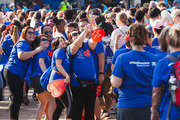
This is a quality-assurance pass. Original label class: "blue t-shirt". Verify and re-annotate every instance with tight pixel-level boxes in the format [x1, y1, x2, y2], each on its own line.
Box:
[31, 49, 51, 78]
[152, 38, 159, 48]
[156, 51, 168, 61]
[67, 41, 96, 87]
[112, 48, 131, 64]
[143, 46, 159, 55]
[5, 40, 32, 80]
[21, 8, 29, 12]
[33, 4, 40, 11]
[112, 50, 157, 108]
[3, 21, 11, 26]
[1, 34, 14, 64]
[152, 51, 180, 120]
[49, 48, 70, 83]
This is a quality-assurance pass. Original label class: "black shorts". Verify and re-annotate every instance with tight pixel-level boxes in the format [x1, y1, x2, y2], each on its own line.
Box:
[31, 75, 44, 94]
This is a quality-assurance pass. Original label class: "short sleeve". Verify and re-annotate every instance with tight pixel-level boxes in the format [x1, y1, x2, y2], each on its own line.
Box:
[112, 51, 119, 64]
[94, 41, 104, 54]
[38, 50, 47, 59]
[66, 45, 72, 56]
[54, 48, 66, 60]
[16, 40, 31, 52]
[112, 55, 124, 78]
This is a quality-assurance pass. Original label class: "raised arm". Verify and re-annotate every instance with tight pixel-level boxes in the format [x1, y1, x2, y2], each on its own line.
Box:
[88, 38, 98, 51]
[70, 25, 91, 55]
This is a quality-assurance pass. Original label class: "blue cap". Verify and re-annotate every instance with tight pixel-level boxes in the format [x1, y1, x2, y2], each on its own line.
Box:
[0, 3, 5, 7]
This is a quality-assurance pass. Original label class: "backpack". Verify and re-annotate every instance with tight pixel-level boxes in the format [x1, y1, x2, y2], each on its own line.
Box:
[40, 66, 53, 91]
[166, 54, 180, 107]
[104, 38, 113, 71]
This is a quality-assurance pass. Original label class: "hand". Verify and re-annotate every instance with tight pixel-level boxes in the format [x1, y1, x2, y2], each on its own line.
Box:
[98, 74, 104, 85]
[64, 75, 70, 84]
[35, 46, 46, 53]
[115, 34, 122, 43]
[84, 24, 91, 34]
[151, 112, 159, 120]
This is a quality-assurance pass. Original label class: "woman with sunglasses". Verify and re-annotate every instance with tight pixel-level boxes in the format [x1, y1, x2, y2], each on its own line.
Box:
[48, 36, 72, 120]
[3, 26, 45, 120]
[67, 25, 99, 119]
[31, 34, 53, 120]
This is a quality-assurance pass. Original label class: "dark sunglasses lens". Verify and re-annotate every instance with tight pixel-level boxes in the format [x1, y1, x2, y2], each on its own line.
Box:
[41, 39, 48, 41]
[28, 31, 35, 35]
[44, 31, 52, 35]
[72, 32, 81, 36]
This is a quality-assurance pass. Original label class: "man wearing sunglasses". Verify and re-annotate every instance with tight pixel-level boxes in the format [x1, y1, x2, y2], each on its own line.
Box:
[41, 24, 53, 58]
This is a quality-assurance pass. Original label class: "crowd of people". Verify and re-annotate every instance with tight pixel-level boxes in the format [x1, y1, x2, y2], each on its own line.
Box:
[0, 0, 180, 120]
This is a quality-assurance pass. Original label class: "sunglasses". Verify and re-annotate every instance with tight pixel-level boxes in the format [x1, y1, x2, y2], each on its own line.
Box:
[27, 31, 36, 35]
[41, 38, 49, 41]
[44, 31, 53, 35]
[71, 32, 81, 37]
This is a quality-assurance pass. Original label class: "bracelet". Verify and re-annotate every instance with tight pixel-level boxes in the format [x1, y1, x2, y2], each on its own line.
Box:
[99, 72, 104, 74]
[150, 107, 158, 113]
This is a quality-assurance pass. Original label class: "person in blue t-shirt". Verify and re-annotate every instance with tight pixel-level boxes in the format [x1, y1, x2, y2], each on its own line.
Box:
[3, 26, 45, 120]
[32, 1, 40, 11]
[111, 24, 157, 120]
[151, 25, 180, 120]
[31, 34, 53, 120]
[1, 20, 21, 64]
[41, 24, 54, 58]
[151, 19, 165, 49]
[67, 25, 98, 119]
[49, 36, 72, 120]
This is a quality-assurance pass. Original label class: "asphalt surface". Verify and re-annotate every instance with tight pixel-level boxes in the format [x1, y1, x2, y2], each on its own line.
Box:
[0, 88, 117, 120]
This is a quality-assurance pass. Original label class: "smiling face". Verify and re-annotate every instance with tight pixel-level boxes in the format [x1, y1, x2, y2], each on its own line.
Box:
[26, 28, 36, 43]
[40, 36, 49, 48]
[58, 37, 67, 49]
[43, 26, 53, 41]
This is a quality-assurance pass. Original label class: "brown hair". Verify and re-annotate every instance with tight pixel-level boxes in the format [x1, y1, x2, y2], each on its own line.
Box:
[20, 26, 35, 50]
[117, 12, 128, 25]
[51, 36, 66, 52]
[18, 12, 27, 20]
[131, 24, 148, 45]
[168, 25, 180, 47]
[34, 34, 47, 47]
[158, 26, 171, 52]
[10, 25, 19, 44]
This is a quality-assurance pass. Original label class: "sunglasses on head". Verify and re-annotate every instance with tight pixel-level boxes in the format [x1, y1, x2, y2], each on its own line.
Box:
[27, 31, 36, 35]
[71, 32, 81, 37]
[44, 31, 53, 35]
[41, 38, 49, 41]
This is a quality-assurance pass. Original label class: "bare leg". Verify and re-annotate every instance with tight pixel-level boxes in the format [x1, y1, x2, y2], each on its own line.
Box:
[44, 91, 55, 120]
[36, 92, 48, 120]
[94, 97, 101, 120]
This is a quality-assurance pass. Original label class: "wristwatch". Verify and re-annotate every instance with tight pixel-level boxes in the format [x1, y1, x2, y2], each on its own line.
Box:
[150, 107, 158, 113]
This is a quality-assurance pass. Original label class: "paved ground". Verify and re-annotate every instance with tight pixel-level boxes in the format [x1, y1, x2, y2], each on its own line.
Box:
[0, 88, 117, 120]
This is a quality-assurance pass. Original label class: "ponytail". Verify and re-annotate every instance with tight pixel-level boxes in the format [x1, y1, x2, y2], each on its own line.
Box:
[10, 25, 19, 44]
